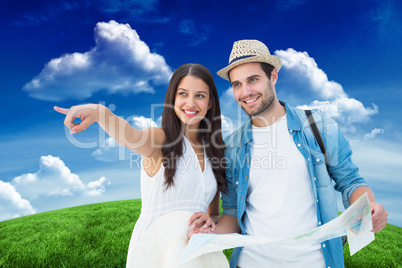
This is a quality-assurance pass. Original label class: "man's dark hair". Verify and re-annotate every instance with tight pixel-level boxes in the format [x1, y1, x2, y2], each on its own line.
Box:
[259, 62, 275, 80]
[228, 62, 275, 82]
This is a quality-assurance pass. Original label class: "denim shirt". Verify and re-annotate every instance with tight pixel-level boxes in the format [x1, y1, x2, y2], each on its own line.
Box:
[222, 101, 369, 268]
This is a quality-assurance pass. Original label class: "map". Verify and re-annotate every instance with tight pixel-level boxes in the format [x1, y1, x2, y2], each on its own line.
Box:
[180, 193, 374, 263]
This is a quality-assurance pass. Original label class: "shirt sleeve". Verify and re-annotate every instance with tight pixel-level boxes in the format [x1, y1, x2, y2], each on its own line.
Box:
[323, 115, 369, 208]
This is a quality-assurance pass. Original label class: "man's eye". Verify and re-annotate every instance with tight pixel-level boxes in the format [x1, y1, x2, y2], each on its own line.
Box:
[250, 78, 257, 82]
[233, 83, 240, 88]
[197, 94, 205, 98]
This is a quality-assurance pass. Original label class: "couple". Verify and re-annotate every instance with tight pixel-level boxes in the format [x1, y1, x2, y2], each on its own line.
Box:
[55, 40, 388, 268]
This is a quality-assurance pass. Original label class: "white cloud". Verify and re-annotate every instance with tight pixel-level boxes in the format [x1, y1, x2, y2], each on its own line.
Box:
[11, 155, 110, 199]
[0, 181, 37, 221]
[275, 48, 346, 100]
[274, 48, 379, 132]
[156, 116, 162, 127]
[221, 86, 234, 99]
[85, 176, 111, 196]
[364, 128, 384, 140]
[91, 116, 158, 162]
[130, 115, 158, 129]
[297, 97, 379, 126]
[23, 20, 173, 101]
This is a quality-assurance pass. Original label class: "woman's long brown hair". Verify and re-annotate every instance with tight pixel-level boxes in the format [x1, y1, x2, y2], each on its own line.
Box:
[161, 64, 227, 193]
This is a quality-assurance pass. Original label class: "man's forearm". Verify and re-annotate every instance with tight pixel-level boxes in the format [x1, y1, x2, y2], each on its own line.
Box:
[350, 186, 376, 204]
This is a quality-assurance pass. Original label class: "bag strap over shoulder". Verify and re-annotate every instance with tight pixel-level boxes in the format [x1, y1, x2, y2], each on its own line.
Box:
[304, 110, 348, 246]
[305, 110, 329, 170]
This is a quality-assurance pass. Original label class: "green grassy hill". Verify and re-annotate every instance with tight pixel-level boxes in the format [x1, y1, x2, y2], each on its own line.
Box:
[0, 199, 401, 267]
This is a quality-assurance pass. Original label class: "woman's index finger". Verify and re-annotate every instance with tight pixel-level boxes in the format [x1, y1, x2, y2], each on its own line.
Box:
[54, 106, 70, 115]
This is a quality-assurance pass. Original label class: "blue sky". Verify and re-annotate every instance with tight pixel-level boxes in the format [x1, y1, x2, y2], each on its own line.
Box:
[1, 0, 401, 228]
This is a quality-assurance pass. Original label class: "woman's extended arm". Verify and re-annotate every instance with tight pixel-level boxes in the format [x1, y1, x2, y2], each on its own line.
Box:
[54, 104, 165, 157]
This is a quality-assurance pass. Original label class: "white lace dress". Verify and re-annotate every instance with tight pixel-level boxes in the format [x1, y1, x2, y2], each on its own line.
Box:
[126, 136, 218, 266]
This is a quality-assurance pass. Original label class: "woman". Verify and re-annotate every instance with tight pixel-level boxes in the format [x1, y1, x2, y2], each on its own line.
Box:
[54, 64, 228, 267]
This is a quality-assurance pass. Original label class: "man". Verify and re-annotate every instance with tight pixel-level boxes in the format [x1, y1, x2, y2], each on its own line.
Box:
[213, 40, 388, 268]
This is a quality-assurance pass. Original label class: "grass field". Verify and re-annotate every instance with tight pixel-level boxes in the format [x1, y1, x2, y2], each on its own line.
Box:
[1, 199, 401, 267]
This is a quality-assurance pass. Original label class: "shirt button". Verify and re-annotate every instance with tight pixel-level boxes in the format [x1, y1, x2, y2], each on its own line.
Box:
[236, 181, 239, 185]
[316, 158, 320, 162]
[290, 130, 293, 133]
[297, 143, 301, 147]
[322, 244, 326, 248]
[308, 158, 310, 161]
[317, 199, 319, 203]
[318, 221, 322, 225]
[314, 177, 317, 181]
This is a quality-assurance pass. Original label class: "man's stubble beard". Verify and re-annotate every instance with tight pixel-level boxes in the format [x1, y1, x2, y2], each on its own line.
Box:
[242, 80, 276, 118]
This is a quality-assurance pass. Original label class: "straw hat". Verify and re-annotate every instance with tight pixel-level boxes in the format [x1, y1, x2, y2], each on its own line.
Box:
[217, 40, 282, 81]
[128, 211, 229, 268]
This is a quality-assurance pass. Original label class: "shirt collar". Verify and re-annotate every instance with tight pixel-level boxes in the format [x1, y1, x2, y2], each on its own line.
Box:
[281, 101, 302, 132]
[240, 101, 302, 145]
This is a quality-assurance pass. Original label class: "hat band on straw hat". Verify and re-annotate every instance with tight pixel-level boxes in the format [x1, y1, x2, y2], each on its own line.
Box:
[229, 55, 256, 65]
